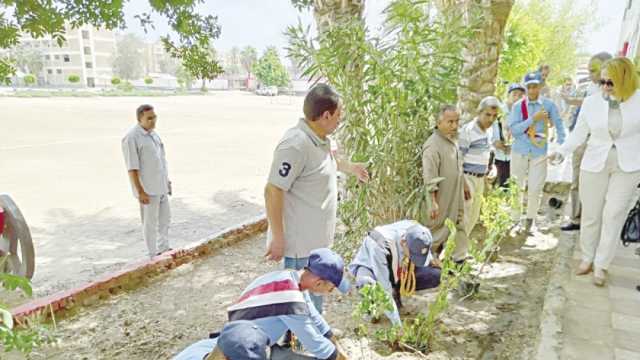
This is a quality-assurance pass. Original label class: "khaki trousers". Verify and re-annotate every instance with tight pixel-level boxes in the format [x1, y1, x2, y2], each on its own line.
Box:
[463, 174, 485, 237]
[579, 148, 640, 270]
[511, 152, 548, 221]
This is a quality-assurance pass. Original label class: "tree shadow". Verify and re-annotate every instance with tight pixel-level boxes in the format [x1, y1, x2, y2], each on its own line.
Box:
[22, 190, 264, 302]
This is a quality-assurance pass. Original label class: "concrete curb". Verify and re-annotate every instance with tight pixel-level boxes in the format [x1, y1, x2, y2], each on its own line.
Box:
[11, 215, 267, 324]
[534, 230, 576, 359]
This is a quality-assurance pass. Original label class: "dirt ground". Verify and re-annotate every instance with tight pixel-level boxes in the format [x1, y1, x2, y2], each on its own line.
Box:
[0, 92, 301, 305]
[14, 199, 568, 360]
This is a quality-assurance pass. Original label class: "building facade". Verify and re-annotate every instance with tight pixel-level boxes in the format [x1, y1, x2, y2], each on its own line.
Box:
[619, 0, 640, 58]
[19, 25, 116, 87]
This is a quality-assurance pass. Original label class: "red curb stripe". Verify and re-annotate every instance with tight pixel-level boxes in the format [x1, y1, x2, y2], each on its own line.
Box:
[11, 215, 267, 323]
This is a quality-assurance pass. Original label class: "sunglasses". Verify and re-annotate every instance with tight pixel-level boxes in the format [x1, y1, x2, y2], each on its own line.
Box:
[599, 79, 614, 87]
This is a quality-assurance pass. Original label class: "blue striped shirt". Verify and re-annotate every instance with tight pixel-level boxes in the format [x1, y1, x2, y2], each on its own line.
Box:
[459, 119, 493, 174]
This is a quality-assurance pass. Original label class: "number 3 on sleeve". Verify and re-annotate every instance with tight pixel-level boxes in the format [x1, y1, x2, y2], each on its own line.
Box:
[279, 162, 292, 177]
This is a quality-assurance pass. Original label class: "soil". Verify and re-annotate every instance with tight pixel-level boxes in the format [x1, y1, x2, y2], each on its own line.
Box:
[14, 201, 568, 360]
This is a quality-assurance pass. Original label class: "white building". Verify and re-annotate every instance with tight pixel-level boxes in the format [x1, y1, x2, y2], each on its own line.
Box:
[15, 25, 116, 87]
[619, 0, 640, 58]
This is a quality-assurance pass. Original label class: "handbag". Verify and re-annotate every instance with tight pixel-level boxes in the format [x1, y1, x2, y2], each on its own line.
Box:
[621, 198, 640, 246]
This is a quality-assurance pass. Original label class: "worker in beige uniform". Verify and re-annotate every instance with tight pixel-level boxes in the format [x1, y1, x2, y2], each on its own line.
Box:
[122, 104, 172, 258]
[264, 83, 369, 314]
[422, 105, 469, 263]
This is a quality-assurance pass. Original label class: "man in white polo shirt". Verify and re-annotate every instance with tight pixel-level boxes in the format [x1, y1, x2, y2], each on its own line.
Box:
[122, 104, 172, 257]
[264, 83, 368, 314]
[459, 96, 500, 240]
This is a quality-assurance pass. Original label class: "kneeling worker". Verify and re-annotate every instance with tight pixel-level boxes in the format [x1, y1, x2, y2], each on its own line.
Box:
[228, 248, 351, 360]
[348, 220, 441, 325]
[174, 320, 270, 360]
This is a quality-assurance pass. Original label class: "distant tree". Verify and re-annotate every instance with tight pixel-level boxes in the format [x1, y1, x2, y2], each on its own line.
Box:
[68, 74, 80, 84]
[144, 76, 153, 85]
[158, 53, 180, 75]
[113, 33, 144, 80]
[0, 1, 223, 84]
[240, 46, 258, 85]
[253, 47, 290, 87]
[111, 76, 121, 85]
[224, 46, 242, 75]
[165, 42, 223, 92]
[23, 74, 36, 86]
[176, 64, 194, 90]
[9, 44, 45, 76]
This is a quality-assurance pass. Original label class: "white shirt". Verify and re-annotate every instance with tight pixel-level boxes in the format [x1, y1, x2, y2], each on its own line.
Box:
[121, 124, 170, 197]
[459, 118, 493, 174]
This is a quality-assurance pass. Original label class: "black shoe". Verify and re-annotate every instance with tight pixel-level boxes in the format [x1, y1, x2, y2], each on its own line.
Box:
[561, 223, 580, 231]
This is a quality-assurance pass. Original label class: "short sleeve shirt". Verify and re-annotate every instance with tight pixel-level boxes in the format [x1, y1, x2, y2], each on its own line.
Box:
[121, 124, 169, 197]
[267, 119, 338, 258]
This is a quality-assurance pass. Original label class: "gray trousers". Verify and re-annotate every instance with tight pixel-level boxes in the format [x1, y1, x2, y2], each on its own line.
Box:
[569, 143, 587, 224]
[140, 194, 171, 257]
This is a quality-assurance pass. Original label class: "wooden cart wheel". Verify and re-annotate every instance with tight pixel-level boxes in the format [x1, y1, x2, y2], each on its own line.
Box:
[0, 194, 35, 279]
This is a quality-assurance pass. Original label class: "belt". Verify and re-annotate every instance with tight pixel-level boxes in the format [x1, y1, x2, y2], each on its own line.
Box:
[464, 171, 485, 178]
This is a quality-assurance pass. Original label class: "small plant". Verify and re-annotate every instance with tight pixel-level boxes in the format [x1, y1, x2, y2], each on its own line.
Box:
[23, 74, 36, 86]
[144, 76, 153, 85]
[111, 77, 121, 86]
[0, 257, 55, 354]
[367, 220, 469, 354]
[353, 283, 394, 323]
[67, 74, 80, 84]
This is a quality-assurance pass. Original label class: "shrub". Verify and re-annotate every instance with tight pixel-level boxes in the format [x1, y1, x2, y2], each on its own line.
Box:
[67, 74, 80, 84]
[144, 76, 153, 85]
[23, 74, 36, 85]
[111, 77, 121, 85]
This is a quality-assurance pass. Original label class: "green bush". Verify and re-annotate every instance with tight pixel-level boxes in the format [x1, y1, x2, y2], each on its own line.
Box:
[287, 0, 471, 261]
[23, 74, 36, 85]
[111, 77, 121, 85]
[67, 74, 80, 84]
[144, 76, 153, 85]
[117, 81, 134, 92]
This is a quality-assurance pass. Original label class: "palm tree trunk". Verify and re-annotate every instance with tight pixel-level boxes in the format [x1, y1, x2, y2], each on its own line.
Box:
[453, 0, 514, 121]
[312, 0, 365, 34]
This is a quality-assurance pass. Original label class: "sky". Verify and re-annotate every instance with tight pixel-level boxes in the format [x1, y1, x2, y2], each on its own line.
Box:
[122, 0, 627, 57]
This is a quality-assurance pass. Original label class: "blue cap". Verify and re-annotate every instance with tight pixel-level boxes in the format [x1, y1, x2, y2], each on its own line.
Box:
[406, 224, 433, 267]
[523, 72, 542, 86]
[307, 248, 351, 294]
[508, 83, 526, 94]
[217, 320, 270, 360]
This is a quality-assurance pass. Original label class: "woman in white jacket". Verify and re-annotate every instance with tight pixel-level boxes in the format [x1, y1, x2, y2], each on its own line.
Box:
[549, 57, 640, 286]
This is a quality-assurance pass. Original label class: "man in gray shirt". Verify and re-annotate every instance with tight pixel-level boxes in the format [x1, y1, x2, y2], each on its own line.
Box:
[122, 104, 172, 257]
[264, 84, 368, 313]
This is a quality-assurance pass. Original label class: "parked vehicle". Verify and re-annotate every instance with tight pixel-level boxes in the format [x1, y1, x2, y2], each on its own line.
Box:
[256, 85, 278, 96]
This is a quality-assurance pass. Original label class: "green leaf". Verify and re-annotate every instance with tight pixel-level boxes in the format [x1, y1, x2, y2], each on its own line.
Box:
[0, 273, 33, 296]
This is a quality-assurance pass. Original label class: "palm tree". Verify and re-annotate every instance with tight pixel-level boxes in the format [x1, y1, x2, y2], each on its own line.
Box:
[443, 0, 514, 121]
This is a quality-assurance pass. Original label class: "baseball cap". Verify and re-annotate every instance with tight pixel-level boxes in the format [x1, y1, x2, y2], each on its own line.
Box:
[307, 248, 351, 294]
[523, 72, 542, 86]
[508, 83, 526, 94]
[405, 224, 433, 267]
[217, 320, 270, 360]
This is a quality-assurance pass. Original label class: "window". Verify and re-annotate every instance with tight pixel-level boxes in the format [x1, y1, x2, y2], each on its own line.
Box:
[54, 55, 60, 60]
[45, 55, 50, 60]
[85, 62, 93, 69]
[56, 69, 62, 74]
[63, 54, 70, 62]
[83, 47, 91, 55]
[82, 30, 89, 40]
[47, 69, 53, 74]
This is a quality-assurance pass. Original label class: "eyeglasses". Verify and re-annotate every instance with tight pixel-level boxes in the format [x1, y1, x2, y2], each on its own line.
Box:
[599, 79, 614, 87]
